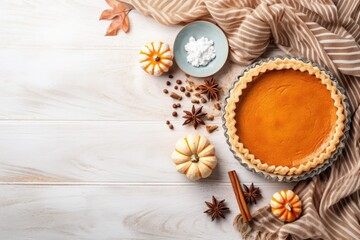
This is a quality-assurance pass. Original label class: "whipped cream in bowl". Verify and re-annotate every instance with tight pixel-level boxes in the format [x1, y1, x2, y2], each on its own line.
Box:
[185, 36, 216, 67]
[174, 21, 229, 78]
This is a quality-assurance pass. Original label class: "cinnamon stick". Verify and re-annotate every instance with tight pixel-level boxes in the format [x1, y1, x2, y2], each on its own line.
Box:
[228, 170, 252, 223]
[229, 172, 247, 221]
[170, 92, 182, 100]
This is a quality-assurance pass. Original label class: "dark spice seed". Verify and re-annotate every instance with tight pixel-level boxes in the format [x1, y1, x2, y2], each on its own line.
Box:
[169, 74, 174, 79]
[166, 81, 171, 86]
[172, 104, 178, 109]
[174, 86, 178, 90]
[177, 103, 181, 107]
[163, 89, 169, 94]
[180, 86, 185, 92]
[176, 80, 182, 84]
[169, 124, 174, 130]
[185, 92, 191, 97]
[166, 120, 170, 125]
[214, 102, 221, 111]
[172, 111, 178, 117]
[201, 98, 207, 103]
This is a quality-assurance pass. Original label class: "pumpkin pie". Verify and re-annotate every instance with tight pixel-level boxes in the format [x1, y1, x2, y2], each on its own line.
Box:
[224, 58, 346, 176]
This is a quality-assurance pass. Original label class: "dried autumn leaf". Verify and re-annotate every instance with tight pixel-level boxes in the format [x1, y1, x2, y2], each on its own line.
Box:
[121, 11, 129, 33]
[99, 9, 119, 20]
[100, 0, 130, 36]
[100, 0, 125, 20]
[106, 0, 121, 9]
[105, 16, 122, 36]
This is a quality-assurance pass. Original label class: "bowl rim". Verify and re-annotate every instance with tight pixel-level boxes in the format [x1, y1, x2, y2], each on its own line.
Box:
[173, 20, 229, 78]
[222, 56, 351, 182]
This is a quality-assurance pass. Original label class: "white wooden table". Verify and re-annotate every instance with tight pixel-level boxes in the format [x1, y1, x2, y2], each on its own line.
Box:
[0, 1, 294, 239]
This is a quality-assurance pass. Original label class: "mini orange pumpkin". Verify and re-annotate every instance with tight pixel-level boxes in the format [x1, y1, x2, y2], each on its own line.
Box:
[271, 190, 302, 222]
[139, 41, 173, 76]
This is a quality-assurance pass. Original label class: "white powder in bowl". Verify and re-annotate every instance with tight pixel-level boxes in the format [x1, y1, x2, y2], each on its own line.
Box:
[184, 36, 216, 67]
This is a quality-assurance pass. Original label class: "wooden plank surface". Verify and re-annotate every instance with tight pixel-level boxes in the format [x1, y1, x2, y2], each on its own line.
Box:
[0, 0, 294, 239]
[0, 47, 281, 120]
[0, 184, 291, 239]
[0, 0, 282, 121]
[0, 121, 294, 184]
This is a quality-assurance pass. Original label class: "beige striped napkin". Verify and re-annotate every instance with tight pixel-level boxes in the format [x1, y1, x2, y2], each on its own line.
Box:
[121, 0, 360, 239]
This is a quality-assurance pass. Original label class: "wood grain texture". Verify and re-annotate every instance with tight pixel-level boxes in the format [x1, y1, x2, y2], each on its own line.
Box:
[0, 0, 282, 121]
[0, 47, 281, 120]
[0, 121, 295, 185]
[0, 0, 294, 238]
[0, 0, 180, 49]
[0, 184, 291, 239]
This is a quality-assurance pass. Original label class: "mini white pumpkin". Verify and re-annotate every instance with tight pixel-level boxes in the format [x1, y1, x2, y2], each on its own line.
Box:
[139, 41, 173, 76]
[171, 134, 217, 181]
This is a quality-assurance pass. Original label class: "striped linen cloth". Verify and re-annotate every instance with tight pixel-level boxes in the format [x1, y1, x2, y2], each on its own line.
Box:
[121, 0, 360, 239]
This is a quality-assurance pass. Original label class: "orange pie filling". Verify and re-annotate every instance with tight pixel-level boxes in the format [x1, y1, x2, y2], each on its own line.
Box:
[235, 69, 338, 168]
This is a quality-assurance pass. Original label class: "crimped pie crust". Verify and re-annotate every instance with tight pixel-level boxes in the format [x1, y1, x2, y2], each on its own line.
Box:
[225, 58, 346, 176]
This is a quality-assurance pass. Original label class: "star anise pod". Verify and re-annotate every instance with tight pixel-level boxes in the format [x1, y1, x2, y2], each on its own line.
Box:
[204, 196, 229, 221]
[243, 183, 262, 204]
[182, 105, 206, 129]
[199, 77, 221, 101]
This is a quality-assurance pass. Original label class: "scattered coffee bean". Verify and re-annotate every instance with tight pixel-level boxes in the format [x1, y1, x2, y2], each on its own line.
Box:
[185, 92, 191, 97]
[166, 81, 171, 86]
[163, 89, 169, 94]
[172, 111, 178, 117]
[174, 85, 178, 90]
[169, 74, 174, 79]
[214, 102, 221, 111]
[176, 80, 182, 85]
[169, 124, 174, 130]
[180, 86, 185, 92]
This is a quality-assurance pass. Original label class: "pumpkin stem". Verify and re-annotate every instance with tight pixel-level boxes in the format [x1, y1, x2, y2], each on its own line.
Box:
[154, 55, 160, 62]
[285, 203, 293, 212]
[190, 154, 199, 163]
